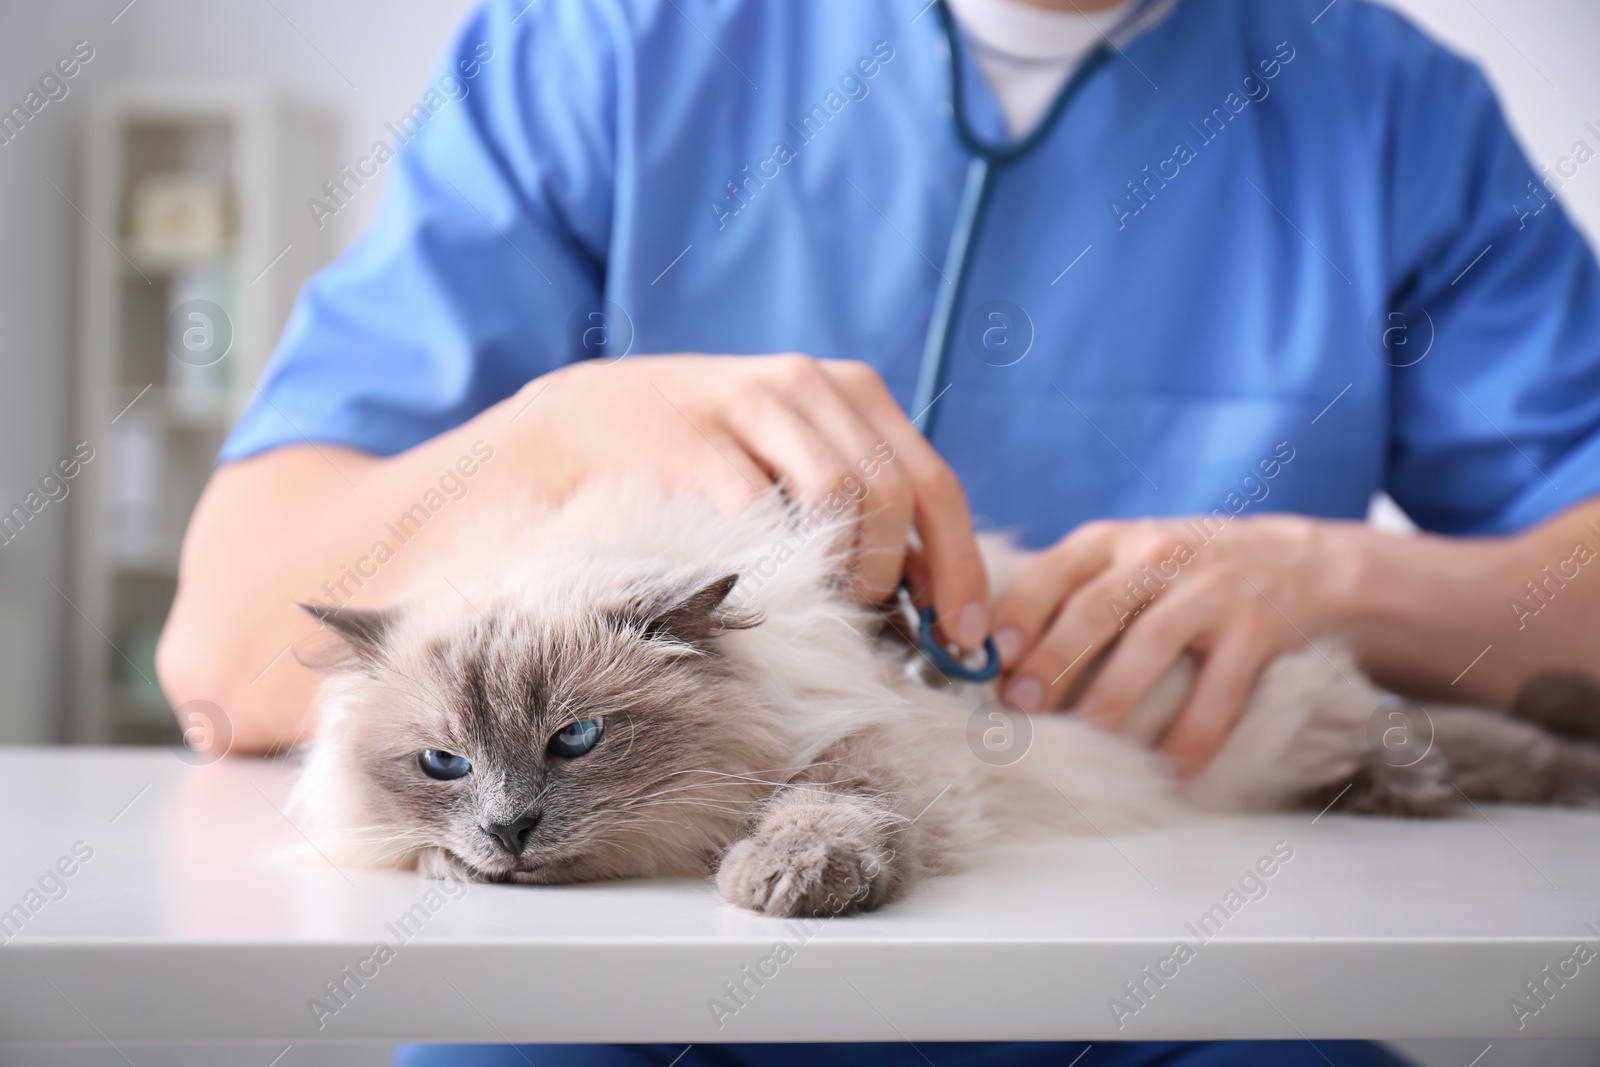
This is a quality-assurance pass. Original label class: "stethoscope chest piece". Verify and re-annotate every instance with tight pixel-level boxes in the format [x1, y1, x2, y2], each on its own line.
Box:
[915, 600, 1001, 683]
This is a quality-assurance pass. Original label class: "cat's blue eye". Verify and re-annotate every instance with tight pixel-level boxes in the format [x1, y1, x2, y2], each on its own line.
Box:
[418, 749, 472, 780]
[549, 718, 605, 759]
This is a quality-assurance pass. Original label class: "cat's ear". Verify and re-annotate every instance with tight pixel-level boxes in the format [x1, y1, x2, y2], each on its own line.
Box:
[636, 573, 759, 646]
[297, 602, 392, 666]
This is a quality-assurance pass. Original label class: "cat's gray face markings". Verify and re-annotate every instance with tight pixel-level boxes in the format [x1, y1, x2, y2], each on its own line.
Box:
[301, 572, 774, 883]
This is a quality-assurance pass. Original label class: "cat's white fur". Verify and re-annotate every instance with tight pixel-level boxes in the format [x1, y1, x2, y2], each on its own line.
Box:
[292, 478, 1385, 910]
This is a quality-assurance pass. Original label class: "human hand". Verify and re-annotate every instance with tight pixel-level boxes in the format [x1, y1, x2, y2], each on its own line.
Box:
[989, 515, 1355, 773]
[515, 354, 990, 648]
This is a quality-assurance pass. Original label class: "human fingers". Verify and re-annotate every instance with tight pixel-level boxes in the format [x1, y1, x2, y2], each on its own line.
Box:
[1158, 624, 1280, 776]
[1001, 565, 1133, 714]
[637, 375, 773, 510]
[718, 380, 858, 506]
[820, 359, 989, 649]
[899, 543, 931, 608]
[680, 427, 773, 512]
[1072, 572, 1223, 732]
[767, 362, 917, 603]
[989, 522, 1118, 671]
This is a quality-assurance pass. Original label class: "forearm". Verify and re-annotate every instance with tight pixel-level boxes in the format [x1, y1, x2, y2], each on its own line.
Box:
[157, 354, 993, 755]
[1333, 498, 1600, 706]
[156, 395, 538, 754]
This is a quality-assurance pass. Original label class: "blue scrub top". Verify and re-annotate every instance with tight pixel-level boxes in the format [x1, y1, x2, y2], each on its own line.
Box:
[223, 0, 1600, 546]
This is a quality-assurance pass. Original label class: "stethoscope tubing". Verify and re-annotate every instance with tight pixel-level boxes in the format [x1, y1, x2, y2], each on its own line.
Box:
[909, 0, 1155, 680]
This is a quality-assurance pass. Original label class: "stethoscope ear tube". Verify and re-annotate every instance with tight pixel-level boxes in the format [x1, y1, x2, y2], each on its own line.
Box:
[906, 0, 1141, 682]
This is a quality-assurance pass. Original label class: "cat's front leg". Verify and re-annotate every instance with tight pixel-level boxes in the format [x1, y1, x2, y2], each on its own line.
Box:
[716, 786, 903, 918]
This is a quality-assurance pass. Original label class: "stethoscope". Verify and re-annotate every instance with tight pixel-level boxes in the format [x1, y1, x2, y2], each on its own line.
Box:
[907, 0, 1160, 682]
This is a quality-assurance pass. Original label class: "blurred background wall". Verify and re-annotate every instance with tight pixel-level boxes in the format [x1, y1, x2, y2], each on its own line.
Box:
[0, 0, 478, 745]
[0, 0, 1597, 745]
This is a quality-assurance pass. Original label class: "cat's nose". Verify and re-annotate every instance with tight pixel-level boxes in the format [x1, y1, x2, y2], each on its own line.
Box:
[484, 814, 540, 856]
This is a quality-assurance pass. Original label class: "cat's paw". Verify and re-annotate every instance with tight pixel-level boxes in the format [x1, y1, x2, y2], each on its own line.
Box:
[717, 826, 892, 918]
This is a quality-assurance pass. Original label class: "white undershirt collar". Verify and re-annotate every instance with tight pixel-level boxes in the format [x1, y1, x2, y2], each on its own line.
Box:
[944, 0, 1137, 136]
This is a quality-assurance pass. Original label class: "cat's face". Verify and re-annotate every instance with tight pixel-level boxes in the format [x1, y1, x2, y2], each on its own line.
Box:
[301, 572, 790, 884]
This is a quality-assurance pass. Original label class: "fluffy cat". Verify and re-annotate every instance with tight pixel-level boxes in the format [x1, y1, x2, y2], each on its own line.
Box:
[289, 479, 1600, 917]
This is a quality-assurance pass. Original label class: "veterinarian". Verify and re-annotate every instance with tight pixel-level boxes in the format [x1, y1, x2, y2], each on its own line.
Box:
[159, 0, 1600, 1063]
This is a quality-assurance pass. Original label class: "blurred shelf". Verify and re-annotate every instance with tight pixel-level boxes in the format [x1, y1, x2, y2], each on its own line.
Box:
[109, 717, 182, 746]
[114, 384, 237, 428]
[124, 244, 236, 275]
[107, 543, 183, 575]
[118, 678, 172, 722]
[69, 87, 335, 744]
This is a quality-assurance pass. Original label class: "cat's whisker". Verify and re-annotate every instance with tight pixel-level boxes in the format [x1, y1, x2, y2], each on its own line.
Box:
[617, 806, 748, 831]
[618, 799, 752, 819]
[621, 797, 757, 818]
[615, 812, 737, 852]
[315, 823, 433, 843]
[348, 832, 436, 848]
[611, 819, 726, 844]
[655, 767, 804, 787]
[620, 780, 773, 803]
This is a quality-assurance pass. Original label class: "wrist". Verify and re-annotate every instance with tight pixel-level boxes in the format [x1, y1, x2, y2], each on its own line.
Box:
[1305, 517, 1376, 634]
[1317, 514, 1520, 687]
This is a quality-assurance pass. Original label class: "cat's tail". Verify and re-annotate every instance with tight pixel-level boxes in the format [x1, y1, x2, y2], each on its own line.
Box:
[1424, 672, 1600, 810]
[1509, 671, 1600, 742]
[1308, 669, 1600, 818]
